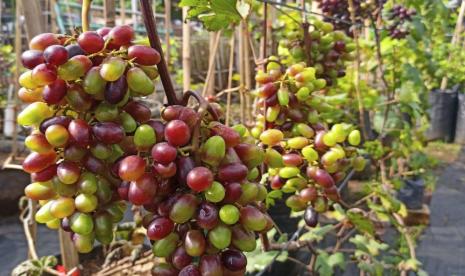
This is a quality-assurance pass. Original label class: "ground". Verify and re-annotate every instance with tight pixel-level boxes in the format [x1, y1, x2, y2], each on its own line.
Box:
[416, 145, 465, 275]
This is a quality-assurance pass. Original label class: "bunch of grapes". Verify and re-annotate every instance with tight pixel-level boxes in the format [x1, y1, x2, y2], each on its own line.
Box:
[253, 59, 366, 226]
[316, 0, 386, 34]
[279, 20, 355, 86]
[113, 103, 271, 275]
[19, 25, 162, 253]
[386, 5, 416, 39]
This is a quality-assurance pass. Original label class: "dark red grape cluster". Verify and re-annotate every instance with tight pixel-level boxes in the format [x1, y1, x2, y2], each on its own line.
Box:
[386, 5, 416, 39]
[316, 0, 386, 34]
[114, 104, 271, 275]
[18, 25, 162, 253]
[278, 20, 355, 86]
[252, 59, 367, 227]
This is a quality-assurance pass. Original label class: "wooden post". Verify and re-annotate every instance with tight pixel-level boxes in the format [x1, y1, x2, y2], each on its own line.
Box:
[20, 0, 44, 40]
[58, 229, 79, 270]
[206, 32, 218, 95]
[132, 0, 138, 30]
[164, 0, 171, 65]
[225, 33, 236, 126]
[182, 7, 191, 92]
[12, 0, 22, 159]
[50, 0, 58, 33]
[202, 31, 221, 97]
[120, 0, 126, 24]
[440, 1, 465, 90]
[242, 21, 252, 124]
[104, 0, 116, 27]
[238, 26, 245, 124]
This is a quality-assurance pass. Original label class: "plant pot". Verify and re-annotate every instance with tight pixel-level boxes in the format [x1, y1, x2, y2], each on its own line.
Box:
[0, 168, 30, 215]
[397, 177, 425, 210]
[423, 188, 433, 206]
[454, 93, 465, 144]
[425, 87, 459, 142]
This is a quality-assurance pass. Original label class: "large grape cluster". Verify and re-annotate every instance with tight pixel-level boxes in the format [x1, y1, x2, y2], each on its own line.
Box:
[386, 4, 416, 39]
[252, 59, 366, 226]
[19, 25, 162, 253]
[316, 0, 386, 34]
[130, 104, 271, 275]
[279, 20, 355, 86]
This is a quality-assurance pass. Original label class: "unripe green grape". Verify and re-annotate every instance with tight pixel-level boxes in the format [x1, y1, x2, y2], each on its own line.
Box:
[119, 112, 137, 133]
[153, 233, 179, 257]
[19, 71, 38, 89]
[278, 167, 300, 179]
[247, 167, 259, 181]
[323, 132, 337, 147]
[127, 67, 155, 96]
[77, 172, 98, 194]
[204, 181, 225, 203]
[100, 57, 126, 81]
[35, 201, 54, 223]
[95, 102, 119, 122]
[232, 124, 248, 137]
[352, 156, 367, 172]
[46, 218, 60, 229]
[266, 105, 280, 122]
[208, 224, 231, 250]
[287, 137, 309, 149]
[237, 182, 259, 205]
[18, 102, 53, 126]
[219, 205, 240, 225]
[83, 67, 106, 95]
[348, 130, 361, 146]
[70, 212, 94, 235]
[265, 148, 284, 168]
[302, 146, 319, 162]
[296, 87, 310, 101]
[91, 143, 113, 160]
[277, 88, 289, 106]
[50, 197, 75, 219]
[250, 126, 263, 139]
[313, 79, 327, 90]
[134, 124, 156, 149]
[296, 123, 315, 138]
[260, 129, 283, 145]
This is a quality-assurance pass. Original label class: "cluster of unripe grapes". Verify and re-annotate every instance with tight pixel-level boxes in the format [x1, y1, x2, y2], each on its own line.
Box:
[253, 60, 366, 226]
[120, 104, 272, 275]
[279, 20, 355, 86]
[386, 5, 416, 39]
[19, 25, 162, 253]
[316, 0, 386, 34]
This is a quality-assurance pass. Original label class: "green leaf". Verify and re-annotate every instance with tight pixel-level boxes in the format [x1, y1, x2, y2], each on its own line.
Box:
[347, 210, 375, 236]
[299, 224, 333, 242]
[315, 251, 345, 276]
[236, 0, 250, 18]
[211, 0, 240, 18]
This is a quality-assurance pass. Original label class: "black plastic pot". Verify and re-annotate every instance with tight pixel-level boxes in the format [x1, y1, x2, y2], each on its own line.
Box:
[425, 88, 459, 142]
[454, 93, 465, 144]
[397, 177, 425, 210]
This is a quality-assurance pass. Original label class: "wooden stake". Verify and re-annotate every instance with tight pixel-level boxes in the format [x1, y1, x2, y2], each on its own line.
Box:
[226, 33, 236, 126]
[120, 0, 126, 24]
[20, 0, 44, 39]
[202, 31, 222, 97]
[238, 26, 245, 124]
[58, 228, 79, 270]
[164, 0, 171, 65]
[242, 21, 252, 124]
[132, 0, 138, 30]
[440, 0, 465, 90]
[104, 0, 116, 27]
[82, 0, 92, 32]
[182, 7, 191, 92]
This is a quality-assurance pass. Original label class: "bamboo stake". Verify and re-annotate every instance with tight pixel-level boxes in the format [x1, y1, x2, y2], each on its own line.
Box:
[238, 26, 245, 124]
[104, 0, 116, 27]
[132, 0, 138, 30]
[164, 0, 171, 65]
[182, 7, 191, 92]
[50, 0, 57, 33]
[440, 0, 465, 90]
[202, 31, 222, 97]
[82, 0, 92, 32]
[205, 32, 218, 96]
[120, 0, 126, 24]
[59, 228, 79, 270]
[226, 33, 236, 126]
[12, 0, 22, 160]
[243, 20, 252, 124]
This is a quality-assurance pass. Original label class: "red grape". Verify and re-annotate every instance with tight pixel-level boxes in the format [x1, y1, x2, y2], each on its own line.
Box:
[128, 173, 158, 205]
[151, 142, 177, 164]
[118, 155, 146, 181]
[109, 25, 134, 46]
[164, 120, 191, 147]
[78, 31, 105, 54]
[147, 217, 175, 240]
[186, 167, 214, 192]
[43, 79, 67, 104]
[44, 45, 68, 66]
[128, 45, 161, 66]
[21, 50, 45, 69]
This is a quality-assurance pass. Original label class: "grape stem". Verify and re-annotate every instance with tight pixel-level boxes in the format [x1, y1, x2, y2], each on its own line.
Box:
[139, 0, 178, 105]
[82, 0, 92, 32]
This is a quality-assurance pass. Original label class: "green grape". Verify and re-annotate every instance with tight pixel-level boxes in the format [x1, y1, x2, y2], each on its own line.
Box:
[18, 102, 53, 126]
[134, 124, 156, 150]
[348, 130, 361, 146]
[127, 67, 155, 96]
[95, 102, 119, 122]
[204, 181, 225, 203]
[83, 67, 106, 95]
[100, 57, 126, 81]
[119, 112, 137, 133]
[219, 205, 240, 225]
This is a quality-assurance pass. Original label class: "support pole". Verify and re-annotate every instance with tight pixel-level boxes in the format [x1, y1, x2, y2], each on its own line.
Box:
[164, 0, 171, 65]
[182, 7, 191, 92]
[58, 229, 79, 270]
[104, 0, 116, 27]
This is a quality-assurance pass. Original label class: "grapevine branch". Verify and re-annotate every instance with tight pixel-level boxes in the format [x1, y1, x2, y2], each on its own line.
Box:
[139, 0, 178, 105]
[82, 0, 92, 32]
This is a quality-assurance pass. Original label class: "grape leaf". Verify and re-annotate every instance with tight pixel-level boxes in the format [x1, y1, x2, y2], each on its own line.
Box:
[346, 210, 375, 236]
[179, 0, 242, 31]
